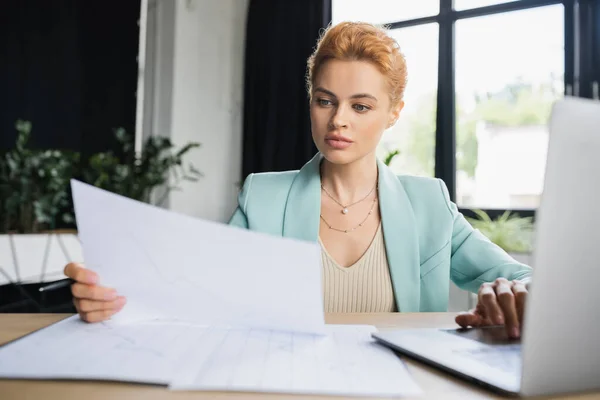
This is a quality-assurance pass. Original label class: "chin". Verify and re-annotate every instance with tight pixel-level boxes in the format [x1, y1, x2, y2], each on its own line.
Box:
[318, 147, 361, 165]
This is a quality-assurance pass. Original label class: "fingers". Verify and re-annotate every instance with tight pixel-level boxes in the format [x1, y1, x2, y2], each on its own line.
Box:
[64, 262, 98, 285]
[495, 278, 520, 338]
[455, 302, 491, 328]
[455, 310, 483, 328]
[71, 283, 118, 301]
[73, 296, 126, 323]
[479, 282, 504, 325]
[64, 262, 126, 323]
[80, 308, 122, 323]
[512, 280, 528, 325]
[73, 296, 126, 313]
[458, 279, 529, 339]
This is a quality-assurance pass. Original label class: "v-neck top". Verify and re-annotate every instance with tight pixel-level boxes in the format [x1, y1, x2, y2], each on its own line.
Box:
[319, 223, 397, 313]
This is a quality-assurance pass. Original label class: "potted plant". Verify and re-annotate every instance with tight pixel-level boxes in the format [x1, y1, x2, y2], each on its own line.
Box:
[466, 209, 535, 266]
[0, 120, 79, 234]
[0, 120, 201, 311]
[82, 127, 202, 206]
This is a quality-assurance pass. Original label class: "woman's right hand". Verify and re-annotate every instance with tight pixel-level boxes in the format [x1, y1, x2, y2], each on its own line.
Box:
[64, 262, 127, 323]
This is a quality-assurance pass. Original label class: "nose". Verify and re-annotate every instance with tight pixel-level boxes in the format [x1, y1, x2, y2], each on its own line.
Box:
[329, 104, 348, 130]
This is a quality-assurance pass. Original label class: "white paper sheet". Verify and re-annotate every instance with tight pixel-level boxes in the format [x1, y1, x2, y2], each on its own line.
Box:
[70, 180, 326, 335]
[0, 315, 207, 384]
[0, 317, 421, 397]
[170, 324, 422, 397]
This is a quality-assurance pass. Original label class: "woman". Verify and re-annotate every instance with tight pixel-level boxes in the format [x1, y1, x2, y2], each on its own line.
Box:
[64, 22, 532, 338]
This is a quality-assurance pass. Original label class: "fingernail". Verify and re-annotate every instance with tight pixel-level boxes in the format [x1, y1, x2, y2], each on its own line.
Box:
[511, 327, 520, 338]
[87, 273, 98, 284]
[117, 297, 126, 306]
[496, 315, 504, 324]
[105, 290, 117, 300]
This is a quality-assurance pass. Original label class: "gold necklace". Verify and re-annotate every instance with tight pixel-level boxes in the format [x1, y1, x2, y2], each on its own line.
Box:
[320, 196, 377, 233]
[320, 182, 377, 215]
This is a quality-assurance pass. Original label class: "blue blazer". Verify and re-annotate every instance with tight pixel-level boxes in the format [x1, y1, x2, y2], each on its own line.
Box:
[229, 153, 532, 312]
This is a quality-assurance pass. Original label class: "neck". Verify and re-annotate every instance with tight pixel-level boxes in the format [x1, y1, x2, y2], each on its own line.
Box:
[320, 154, 378, 205]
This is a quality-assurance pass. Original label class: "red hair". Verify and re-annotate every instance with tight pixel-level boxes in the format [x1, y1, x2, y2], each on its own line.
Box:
[306, 22, 408, 108]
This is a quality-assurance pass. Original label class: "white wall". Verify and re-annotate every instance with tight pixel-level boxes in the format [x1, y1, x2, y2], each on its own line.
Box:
[141, 0, 248, 222]
[169, 0, 247, 222]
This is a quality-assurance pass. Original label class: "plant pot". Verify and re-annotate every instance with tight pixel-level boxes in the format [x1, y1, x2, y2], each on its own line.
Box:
[0, 232, 83, 284]
[0, 232, 83, 312]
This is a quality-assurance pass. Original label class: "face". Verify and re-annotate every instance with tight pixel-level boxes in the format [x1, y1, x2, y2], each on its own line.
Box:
[310, 59, 403, 165]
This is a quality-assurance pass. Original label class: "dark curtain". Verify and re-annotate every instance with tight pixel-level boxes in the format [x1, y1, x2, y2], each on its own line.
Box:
[594, 0, 600, 88]
[0, 0, 139, 313]
[0, 0, 140, 156]
[241, 0, 332, 179]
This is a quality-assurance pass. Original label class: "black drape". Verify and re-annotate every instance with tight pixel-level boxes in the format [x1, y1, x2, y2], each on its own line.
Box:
[241, 0, 331, 179]
[0, 1, 140, 312]
[594, 0, 600, 90]
[0, 1, 140, 155]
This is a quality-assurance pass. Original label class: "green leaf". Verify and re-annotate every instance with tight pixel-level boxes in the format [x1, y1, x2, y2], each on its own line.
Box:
[383, 149, 400, 166]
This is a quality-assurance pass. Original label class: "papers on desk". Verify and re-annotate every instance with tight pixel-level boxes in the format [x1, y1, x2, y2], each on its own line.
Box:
[0, 316, 421, 397]
[170, 324, 421, 396]
[0, 180, 422, 397]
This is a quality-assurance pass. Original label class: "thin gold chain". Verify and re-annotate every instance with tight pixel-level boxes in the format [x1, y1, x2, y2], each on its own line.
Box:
[320, 196, 378, 233]
[321, 181, 377, 211]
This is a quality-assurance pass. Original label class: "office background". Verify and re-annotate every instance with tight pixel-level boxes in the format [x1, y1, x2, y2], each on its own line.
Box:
[1, 0, 599, 312]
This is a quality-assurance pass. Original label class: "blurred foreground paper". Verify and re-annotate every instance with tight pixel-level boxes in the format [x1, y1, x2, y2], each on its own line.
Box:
[70, 179, 325, 335]
[169, 324, 422, 397]
[0, 316, 422, 397]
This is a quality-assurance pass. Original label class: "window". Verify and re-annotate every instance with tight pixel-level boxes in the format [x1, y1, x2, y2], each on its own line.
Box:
[332, 1, 439, 25]
[455, 5, 564, 209]
[380, 25, 439, 177]
[332, 0, 597, 218]
[453, 0, 519, 11]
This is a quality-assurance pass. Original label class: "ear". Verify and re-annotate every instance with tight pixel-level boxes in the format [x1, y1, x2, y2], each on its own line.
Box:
[388, 100, 405, 128]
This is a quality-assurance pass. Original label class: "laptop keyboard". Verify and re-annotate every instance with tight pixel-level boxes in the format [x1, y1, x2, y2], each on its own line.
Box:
[456, 345, 521, 374]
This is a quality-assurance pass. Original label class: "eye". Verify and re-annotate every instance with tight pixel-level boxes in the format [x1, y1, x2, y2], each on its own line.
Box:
[316, 98, 333, 107]
[353, 104, 371, 112]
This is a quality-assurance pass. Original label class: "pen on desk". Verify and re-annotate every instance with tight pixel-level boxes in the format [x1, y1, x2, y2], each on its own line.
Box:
[38, 278, 75, 292]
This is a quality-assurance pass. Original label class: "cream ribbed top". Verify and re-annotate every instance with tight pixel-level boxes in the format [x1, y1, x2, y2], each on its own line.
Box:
[319, 223, 397, 313]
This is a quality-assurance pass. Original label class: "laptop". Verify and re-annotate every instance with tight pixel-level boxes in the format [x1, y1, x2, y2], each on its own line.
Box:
[372, 96, 600, 397]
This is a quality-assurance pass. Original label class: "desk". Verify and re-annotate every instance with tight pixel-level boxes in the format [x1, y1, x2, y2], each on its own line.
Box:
[0, 313, 598, 400]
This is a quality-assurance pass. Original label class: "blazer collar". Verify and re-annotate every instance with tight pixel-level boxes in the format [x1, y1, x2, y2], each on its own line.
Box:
[282, 152, 421, 312]
[282, 153, 322, 242]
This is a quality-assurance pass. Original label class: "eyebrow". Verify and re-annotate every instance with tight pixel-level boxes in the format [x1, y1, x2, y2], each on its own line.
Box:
[314, 87, 378, 102]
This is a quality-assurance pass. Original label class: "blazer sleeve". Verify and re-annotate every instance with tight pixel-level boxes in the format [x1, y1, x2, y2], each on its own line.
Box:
[439, 180, 533, 293]
[227, 174, 254, 229]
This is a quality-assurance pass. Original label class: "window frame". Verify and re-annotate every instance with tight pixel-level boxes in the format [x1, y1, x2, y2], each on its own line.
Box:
[377, 0, 588, 221]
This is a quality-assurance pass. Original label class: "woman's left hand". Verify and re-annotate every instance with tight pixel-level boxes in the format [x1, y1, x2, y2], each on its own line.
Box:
[455, 278, 529, 339]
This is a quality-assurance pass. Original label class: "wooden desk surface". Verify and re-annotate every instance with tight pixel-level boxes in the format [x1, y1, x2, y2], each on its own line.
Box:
[0, 313, 598, 400]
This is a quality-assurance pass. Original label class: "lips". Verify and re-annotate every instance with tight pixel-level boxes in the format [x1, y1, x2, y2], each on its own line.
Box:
[324, 134, 353, 150]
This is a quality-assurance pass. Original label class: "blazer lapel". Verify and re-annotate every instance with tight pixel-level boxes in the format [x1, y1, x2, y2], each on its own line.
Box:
[282, 153, 322, 242]
[377, 158, 421, 312]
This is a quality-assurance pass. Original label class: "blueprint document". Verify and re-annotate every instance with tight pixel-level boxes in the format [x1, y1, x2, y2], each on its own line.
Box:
[70, 179, 325, 334]
[0, 316, 422, 397]
[0, 181, 422, 397]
